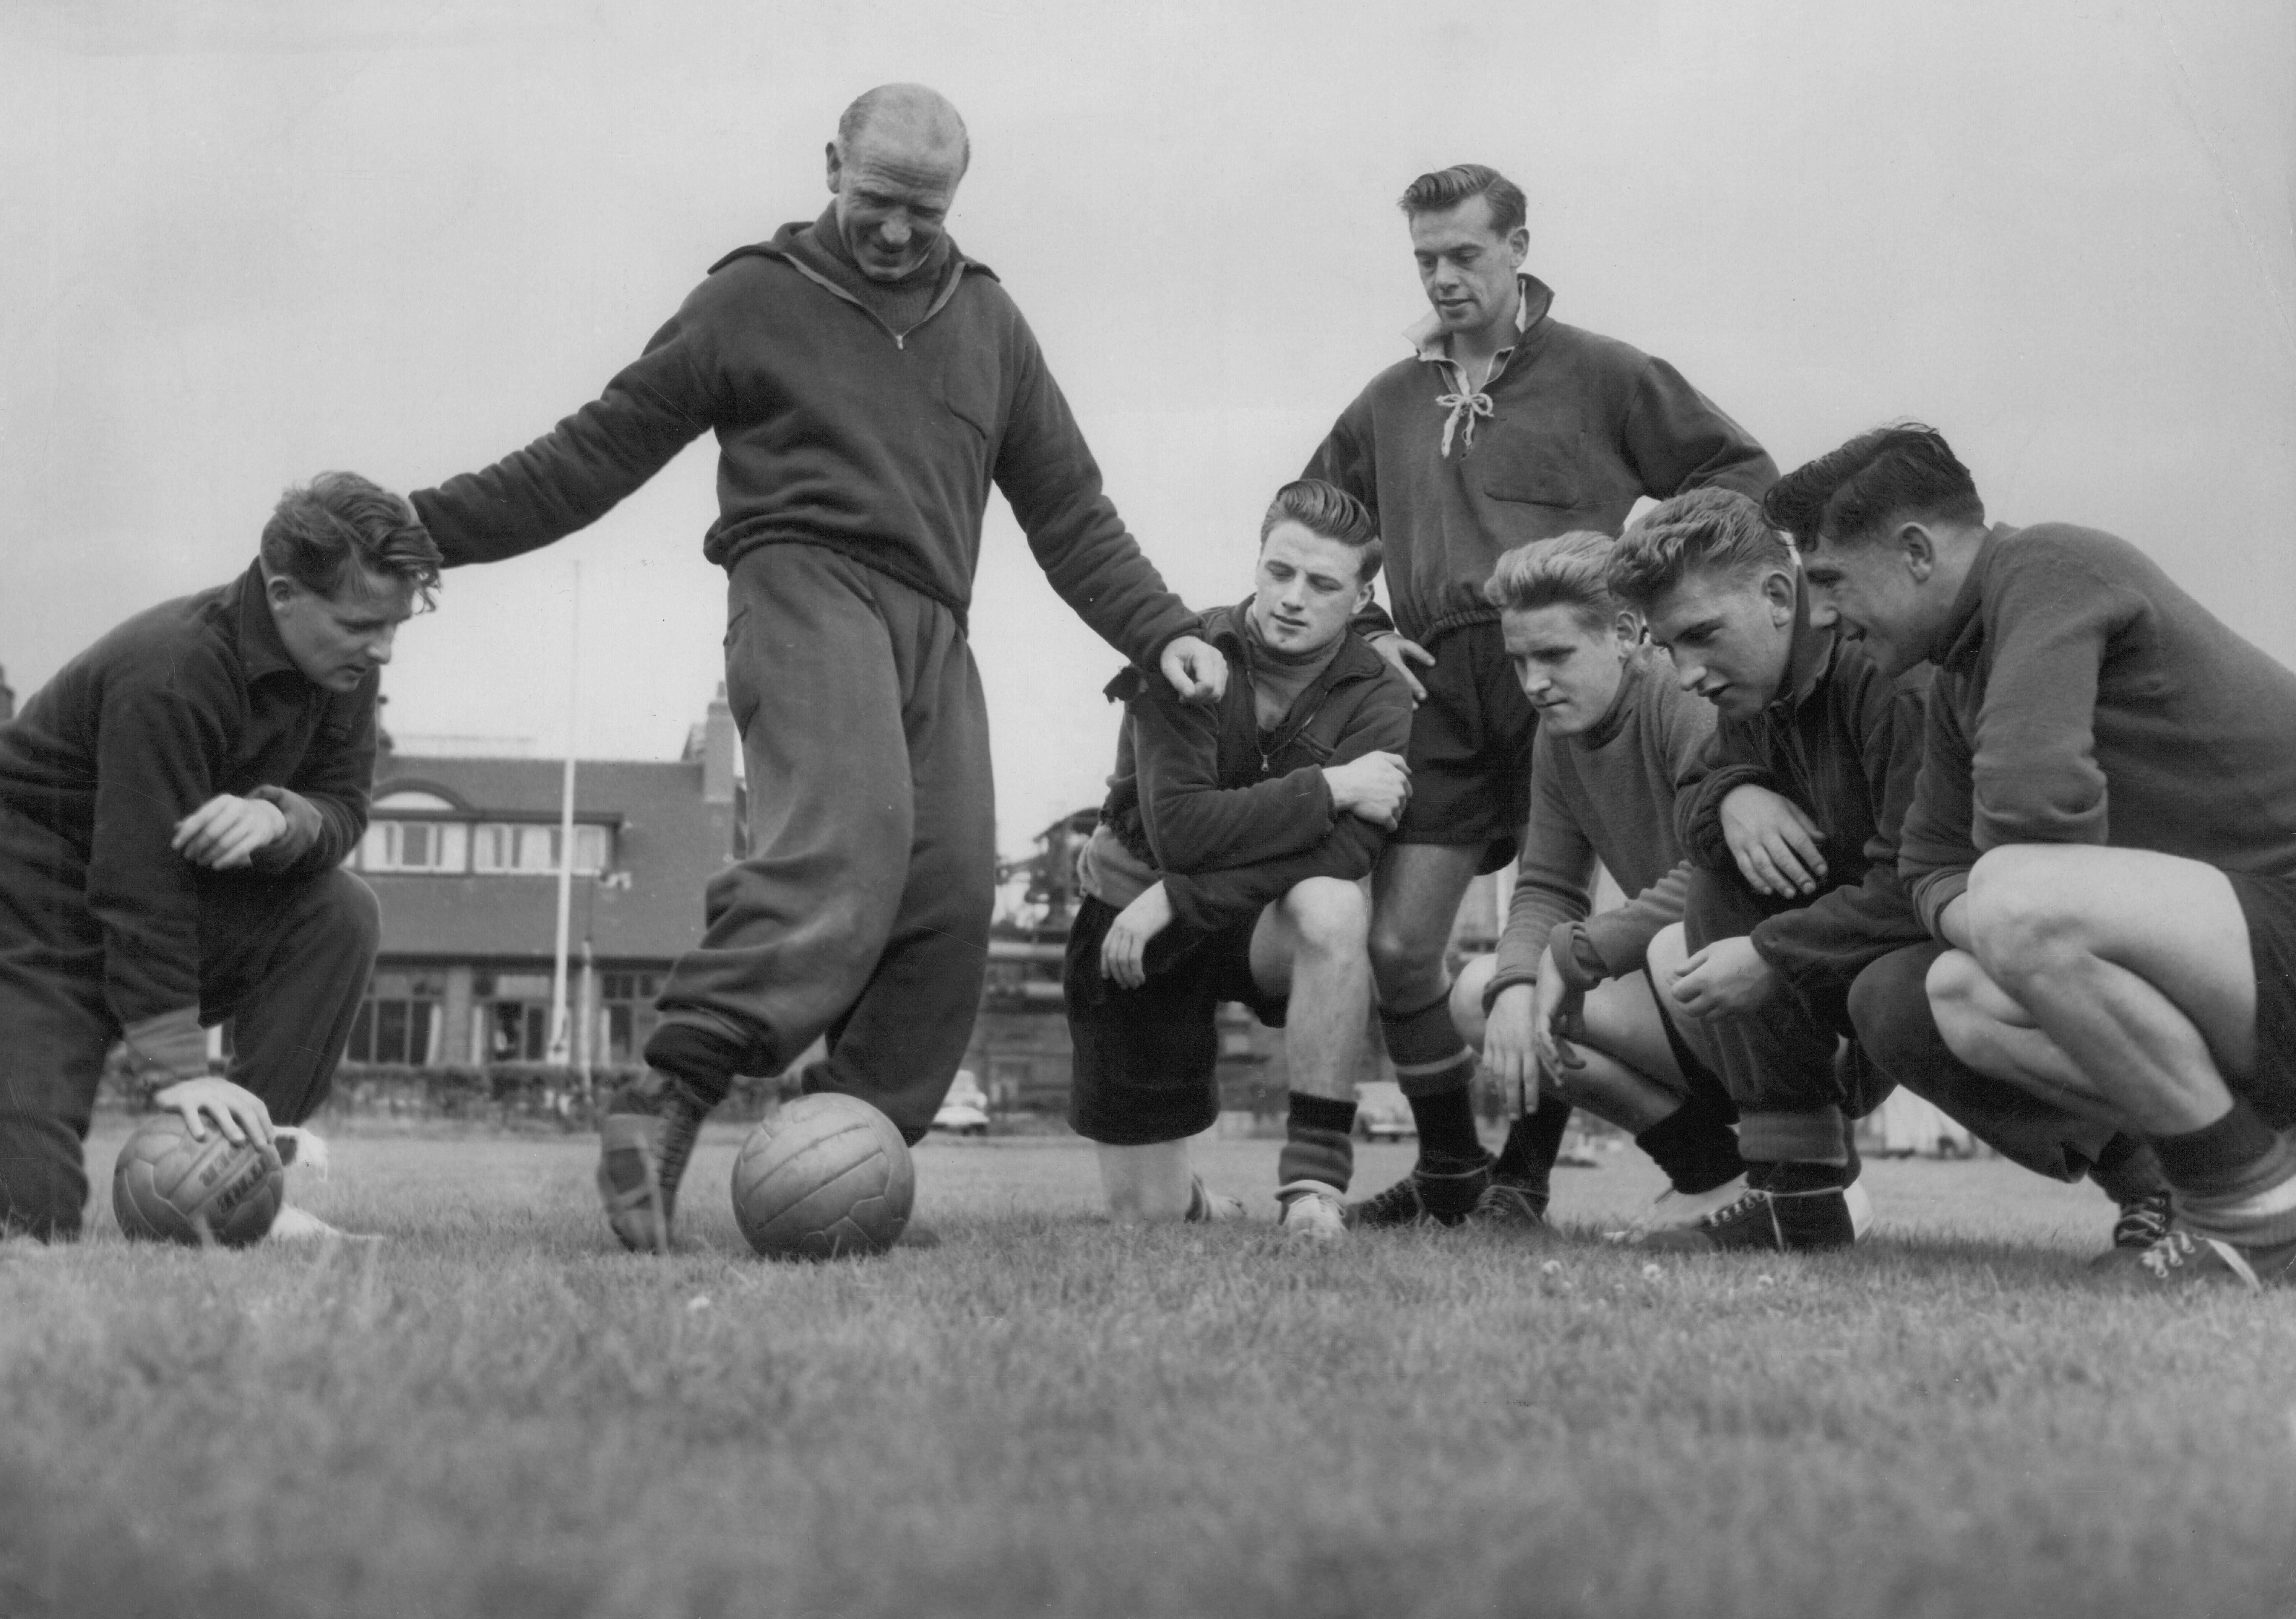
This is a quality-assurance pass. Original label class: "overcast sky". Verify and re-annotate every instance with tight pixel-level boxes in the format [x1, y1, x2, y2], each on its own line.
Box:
[5, 0, 2290, 859]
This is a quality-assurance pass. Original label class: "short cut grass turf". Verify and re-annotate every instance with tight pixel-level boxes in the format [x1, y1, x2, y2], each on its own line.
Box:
[4, 1126, 2294, 1619]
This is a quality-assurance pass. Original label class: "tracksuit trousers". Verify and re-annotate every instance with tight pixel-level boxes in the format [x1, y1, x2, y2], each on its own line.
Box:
[0, 803, 380, 1241]
[644, 544, 996, 1144]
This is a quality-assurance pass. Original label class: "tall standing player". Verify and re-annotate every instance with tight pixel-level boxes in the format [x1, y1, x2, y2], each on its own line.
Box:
[1304, 163, 1776, 1226]
[407, 86, 1228, 1251]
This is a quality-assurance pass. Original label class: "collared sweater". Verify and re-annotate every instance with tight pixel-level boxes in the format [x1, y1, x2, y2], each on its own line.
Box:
[1304, 276, 1776, 643]
[411, 212, 1198, 668]
[1675, 589, 1932, 1008]
[1899, 524, 2296, 934]
[1486, 646, 1715, 1003]
[1079, 604, 1414, 932]
[0, 560, 375, 1026]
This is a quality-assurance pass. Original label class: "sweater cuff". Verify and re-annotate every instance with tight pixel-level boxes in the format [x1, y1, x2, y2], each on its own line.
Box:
[1914, 870, 1971, 940]
[123, 1007, 210, 1083]
[1481, 968, 1539, 1015]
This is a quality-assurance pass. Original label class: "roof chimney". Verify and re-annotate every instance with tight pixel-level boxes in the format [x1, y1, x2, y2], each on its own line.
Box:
[702, 683, 738, 805]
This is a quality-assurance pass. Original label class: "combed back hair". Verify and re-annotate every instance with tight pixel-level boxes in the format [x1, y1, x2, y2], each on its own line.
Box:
[1482, 531, 1619, 632]
[260, 473, 443, 606]
[1260, 478, 1383, 584]
[838, 83, 971, 174]
[1397, 164, 1527, 238]
[1765, 423, 1984, 551]
[1606, 487, 1792, 612]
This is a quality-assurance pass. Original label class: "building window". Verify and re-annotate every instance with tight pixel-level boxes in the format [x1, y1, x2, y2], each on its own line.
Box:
[347, 971, 446, 1065]
[598, 971, 664, 1066]
[360, 820, 468, 874]
[472, 823, 610, 875]
[476, 971, 555, 1062]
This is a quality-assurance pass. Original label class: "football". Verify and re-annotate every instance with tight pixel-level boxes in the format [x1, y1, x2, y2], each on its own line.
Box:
[112, 1113, 286, 1248]
[731, 1093, 914, 1260]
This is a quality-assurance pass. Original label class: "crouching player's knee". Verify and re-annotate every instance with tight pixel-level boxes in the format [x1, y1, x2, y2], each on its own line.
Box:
[1847, 946, 1938, 1077]
[1646, 922, 1690, 998]
[1924, 946, 2002, 1069]
[1963, 848, 2084, 989]
[1281, 876, 1368, 958]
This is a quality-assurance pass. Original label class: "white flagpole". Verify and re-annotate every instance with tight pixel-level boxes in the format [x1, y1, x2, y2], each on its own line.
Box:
[547, 563, 580, 1066]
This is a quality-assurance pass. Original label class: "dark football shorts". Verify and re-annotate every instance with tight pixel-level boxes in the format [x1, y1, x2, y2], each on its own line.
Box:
[2227, 869, 2296, 1130]
[1393, 619, 1537, 874]
[1063, 894, 1289, 1146]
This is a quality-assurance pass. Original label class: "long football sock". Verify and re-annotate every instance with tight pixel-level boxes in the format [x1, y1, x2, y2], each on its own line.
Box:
[1380, 994, 1484, 1168]
[1635, 1097, 1746, 1196]
[2147, 1103, 2296, 1247]
[1406, 1087, 1486, 1169]
[1278, 1093, 1357, 1195]
[1493, 1093, 1574, 1193]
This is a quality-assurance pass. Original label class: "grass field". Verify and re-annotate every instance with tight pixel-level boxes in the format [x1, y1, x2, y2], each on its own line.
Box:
[5, 1123, 2294, 1619]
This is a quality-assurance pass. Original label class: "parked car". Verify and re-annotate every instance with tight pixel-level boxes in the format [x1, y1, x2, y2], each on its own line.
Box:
[932, 1069, 992, 1137]
[1353, 1080, 1415, 1142]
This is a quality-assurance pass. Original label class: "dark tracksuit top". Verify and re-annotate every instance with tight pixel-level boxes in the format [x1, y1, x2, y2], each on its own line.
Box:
[0, 559, 375, 1033]
[409, 208, 1198, 667]
[1305, 276, 1777, 645]
[1088, 604, 1415, 934]
[1671, 589, 1931, 1125]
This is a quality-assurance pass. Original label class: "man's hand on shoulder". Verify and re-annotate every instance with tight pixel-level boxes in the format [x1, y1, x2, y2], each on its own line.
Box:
[171, 794, 288, 871]
[1369, 632, 1433, 706]
[1159, 635, 1228, 706]
[1323, 751, 1411, 830]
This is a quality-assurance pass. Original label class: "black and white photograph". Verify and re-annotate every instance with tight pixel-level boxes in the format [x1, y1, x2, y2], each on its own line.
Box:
[2, 2, 2291, 1615]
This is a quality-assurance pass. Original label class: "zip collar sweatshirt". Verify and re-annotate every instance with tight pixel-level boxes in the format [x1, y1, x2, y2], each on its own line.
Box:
[1899, 524, 2296, 935]
[1304, 276, 1777, 644]
[1080, 604, 1413, 932]
[411, 213, 1200, 669]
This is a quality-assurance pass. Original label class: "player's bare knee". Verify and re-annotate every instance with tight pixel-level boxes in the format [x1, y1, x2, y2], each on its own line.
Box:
[1367, 922, 1442, 1007]
[1966, 850, 2085, 987]
[1283, 877, 1367, 956]
[1646, 922, 1689, 992]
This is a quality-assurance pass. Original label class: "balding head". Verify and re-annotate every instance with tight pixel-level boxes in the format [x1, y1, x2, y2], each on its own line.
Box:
[836, 83, 969, 176]
[824, 84, 970, 283]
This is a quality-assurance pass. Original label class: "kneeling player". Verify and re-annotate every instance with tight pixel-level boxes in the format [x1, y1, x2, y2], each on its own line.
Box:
[0, 474, 434, 1243]
[1788, 425, 2294, 1286]
[1065, 480, 1413, 1237]
[1446, 533, 1751, 1236]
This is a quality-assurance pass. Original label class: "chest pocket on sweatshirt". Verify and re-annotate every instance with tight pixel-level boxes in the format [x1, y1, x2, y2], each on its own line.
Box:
[934, 346, 1004, 445]
[1478, 419, 1589, 510]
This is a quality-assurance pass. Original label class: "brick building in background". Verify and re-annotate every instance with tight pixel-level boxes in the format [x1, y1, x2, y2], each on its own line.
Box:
[350, 693, 743, 1072]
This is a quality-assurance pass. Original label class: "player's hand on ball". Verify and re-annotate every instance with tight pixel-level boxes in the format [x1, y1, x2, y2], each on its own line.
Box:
[1668, 937, 1780, 1020]
[1718, 783, 1826, 898]
[152, 1077, 276, 1148]
[1323, 750, 1411, 829]
[1482, 982, 1541, 1112]
[1159, 635, 1228, 706]
[172, 793, 288, 870]
[1101, 882, 1174, 989]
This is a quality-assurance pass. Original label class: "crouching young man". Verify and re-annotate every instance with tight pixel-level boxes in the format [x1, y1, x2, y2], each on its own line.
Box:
[1064, 480, 1413, 1238]
[1445, 533, 1752, 1237]
[1789, 425, 2296, 1286]
[0, 474, 434, 1243]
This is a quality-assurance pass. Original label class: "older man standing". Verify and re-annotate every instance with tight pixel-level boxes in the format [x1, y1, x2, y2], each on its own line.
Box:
[1304, 163, 1776, 1227]
[410, 85, 1226, 1252]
